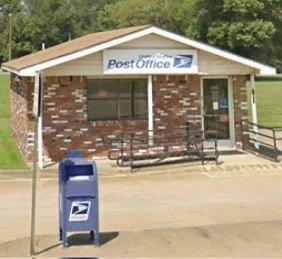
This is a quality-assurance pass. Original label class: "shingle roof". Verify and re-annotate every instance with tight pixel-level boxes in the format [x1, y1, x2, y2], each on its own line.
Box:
[2, 24, 151, 71]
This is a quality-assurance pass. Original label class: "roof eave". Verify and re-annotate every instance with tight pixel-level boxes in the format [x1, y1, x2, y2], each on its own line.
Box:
[2, 25, 277, 76]
[3, 26, 157, 76]
[1, 65, 22, 75]
[150, 27, 277, 75]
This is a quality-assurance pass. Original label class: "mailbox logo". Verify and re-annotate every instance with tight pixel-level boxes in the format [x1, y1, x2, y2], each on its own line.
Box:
[69, 201, 91, 221]
[173, 55, 193, 68]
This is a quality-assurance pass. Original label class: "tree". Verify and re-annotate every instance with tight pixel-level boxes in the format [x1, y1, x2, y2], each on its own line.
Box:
[95, 0, 281, 70]
[183, 0, 281, 69]
[95, 0, 186, 33]
[0, 0, 280, 71]
[0, 0, 23, 62]
[0, 0, 119, 63]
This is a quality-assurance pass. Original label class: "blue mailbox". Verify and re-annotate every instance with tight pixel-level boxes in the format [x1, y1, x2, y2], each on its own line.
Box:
[59, 150, 99, 247]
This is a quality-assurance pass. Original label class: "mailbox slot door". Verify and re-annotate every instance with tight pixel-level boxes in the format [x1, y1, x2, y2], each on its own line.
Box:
[65, 177, 97, 198]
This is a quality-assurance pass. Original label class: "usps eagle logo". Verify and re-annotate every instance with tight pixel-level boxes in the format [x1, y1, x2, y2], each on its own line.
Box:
[173, 55, 193, 68]
[69, 201, 91, 221]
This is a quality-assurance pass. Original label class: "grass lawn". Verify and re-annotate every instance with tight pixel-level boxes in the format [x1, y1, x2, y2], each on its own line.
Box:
[248, 80, 282, 127]
[0, 74, 28, 169]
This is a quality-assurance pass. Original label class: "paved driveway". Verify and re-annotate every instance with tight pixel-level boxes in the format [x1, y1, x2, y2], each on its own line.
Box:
[0, 168, 282, 256]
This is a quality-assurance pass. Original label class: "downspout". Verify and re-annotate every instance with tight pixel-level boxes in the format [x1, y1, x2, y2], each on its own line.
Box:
[38, 44, 45, 169]
[38, 72, 44, 169]
[250, 74, 259, 148]
[148, 75, 153, 145]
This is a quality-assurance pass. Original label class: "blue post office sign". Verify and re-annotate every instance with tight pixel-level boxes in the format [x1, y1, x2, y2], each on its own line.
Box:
[103, 49, 198, 74]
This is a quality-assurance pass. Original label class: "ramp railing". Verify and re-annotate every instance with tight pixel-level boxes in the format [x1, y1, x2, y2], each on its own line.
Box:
[103, 123, 218, 169]
[241, 120, 282, 162]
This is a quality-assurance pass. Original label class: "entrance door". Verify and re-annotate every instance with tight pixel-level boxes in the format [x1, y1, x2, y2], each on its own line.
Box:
[202, 78, 234, 149]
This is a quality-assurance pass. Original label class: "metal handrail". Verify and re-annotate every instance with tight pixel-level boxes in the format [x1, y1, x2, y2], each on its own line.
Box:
[241, 119, 277, 131]
[103, 124, 218, 169]
[241, 119, 281, 162]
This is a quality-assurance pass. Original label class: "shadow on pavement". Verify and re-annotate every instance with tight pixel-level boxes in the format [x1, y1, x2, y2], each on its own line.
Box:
[36, 241, 61, 255]
[36, 231, 119, 255]
[68, 231, 119, 246]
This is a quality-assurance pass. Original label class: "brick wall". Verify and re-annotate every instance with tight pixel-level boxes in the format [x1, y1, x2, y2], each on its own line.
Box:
[11, 74, 248, 162]
[42, 76, 147, 161]
[232, 75, 249, 144]
[153, 74, 201, 131]
[10, 74, 34, 161]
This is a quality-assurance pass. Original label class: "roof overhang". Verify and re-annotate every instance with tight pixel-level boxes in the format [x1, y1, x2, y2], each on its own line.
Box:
[1, 26, 277, 76]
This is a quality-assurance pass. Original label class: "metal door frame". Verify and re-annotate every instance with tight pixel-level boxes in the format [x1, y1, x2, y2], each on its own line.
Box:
[200, 76, 235, 150]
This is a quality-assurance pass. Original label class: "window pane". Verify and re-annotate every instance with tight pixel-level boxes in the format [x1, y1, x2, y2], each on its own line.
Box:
[119, 99, 131, 119]
[133, 79, 147, 98]
[88, 79, 116, 99]
[133, 99, 147, 118]
[117, 79, 131, 98]
[88, 100, 117, 120]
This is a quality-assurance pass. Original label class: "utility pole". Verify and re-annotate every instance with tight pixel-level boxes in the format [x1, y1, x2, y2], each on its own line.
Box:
[8, 13, 12, 60]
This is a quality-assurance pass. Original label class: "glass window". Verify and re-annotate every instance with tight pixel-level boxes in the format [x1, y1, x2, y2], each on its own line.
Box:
[203, 78, 230, 140]
[133, 99, 147, 118]
[118, 80, 131, 98]
[88, 79, 116, 99]
[133, 79, 147, 98]
[87, 79, 148, 121]
[119, 99, 131, 119]
[87, 100, 117, 120]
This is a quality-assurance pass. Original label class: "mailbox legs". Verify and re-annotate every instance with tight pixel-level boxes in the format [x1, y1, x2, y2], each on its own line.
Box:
[61, 230, 69, 247]
[90, 230, 100, 246]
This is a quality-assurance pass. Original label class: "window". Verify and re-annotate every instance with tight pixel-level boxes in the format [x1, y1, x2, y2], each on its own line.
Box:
[87, 79, 148, 121]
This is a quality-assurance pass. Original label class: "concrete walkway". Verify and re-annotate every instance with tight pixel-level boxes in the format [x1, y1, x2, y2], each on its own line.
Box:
[0, 168, 282, 256]
[2, 151, 281, 181]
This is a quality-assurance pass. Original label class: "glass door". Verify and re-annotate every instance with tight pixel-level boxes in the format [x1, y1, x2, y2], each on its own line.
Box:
[203, 78, 233, 148]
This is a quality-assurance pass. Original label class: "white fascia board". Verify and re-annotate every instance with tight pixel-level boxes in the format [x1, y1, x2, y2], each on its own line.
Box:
[150, 27, 277, 75]
[1, 64, 38, 76]
[1, 66, 21, 75]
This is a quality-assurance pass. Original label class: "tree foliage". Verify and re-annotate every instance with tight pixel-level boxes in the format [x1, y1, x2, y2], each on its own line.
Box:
[202, 0, 281, 67]
[0, 0, 281, 71]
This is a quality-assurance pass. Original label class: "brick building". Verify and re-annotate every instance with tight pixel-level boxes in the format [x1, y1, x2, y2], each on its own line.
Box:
[1, 25, 276, 167]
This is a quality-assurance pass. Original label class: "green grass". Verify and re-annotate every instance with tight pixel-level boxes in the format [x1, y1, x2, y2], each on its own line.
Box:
[0, 74, 28, 169]
[255, 75, 282, 82]
[247, 81, 282, 128]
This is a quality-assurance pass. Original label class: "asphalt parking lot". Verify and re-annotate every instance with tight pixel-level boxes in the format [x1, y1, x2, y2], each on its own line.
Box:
[1, 166, 282, 257]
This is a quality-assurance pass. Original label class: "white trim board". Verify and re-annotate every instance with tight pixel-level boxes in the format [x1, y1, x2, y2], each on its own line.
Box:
[2, 26, 276, 76]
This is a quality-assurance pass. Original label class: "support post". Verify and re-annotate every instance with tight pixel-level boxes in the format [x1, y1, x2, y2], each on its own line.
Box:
[250, 74, 259, 148]
[30, 71, 41, 255]
[148, 75, 153, 145]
